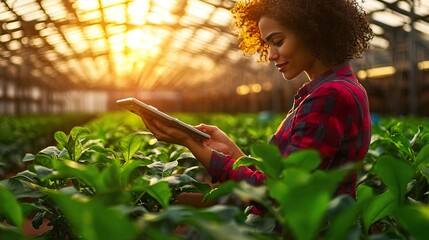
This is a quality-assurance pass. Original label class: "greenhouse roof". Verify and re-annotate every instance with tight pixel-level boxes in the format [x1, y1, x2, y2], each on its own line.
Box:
[1, 0, 428, 91]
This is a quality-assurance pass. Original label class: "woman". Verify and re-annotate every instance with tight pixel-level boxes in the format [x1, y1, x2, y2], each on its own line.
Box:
[141, 0, 373, 213]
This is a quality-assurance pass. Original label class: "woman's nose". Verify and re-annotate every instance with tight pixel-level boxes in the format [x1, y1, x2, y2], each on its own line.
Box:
[268, 47, 279, 61]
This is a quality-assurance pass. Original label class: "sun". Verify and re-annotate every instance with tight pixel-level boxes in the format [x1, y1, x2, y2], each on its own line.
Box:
[74, 0, 183, 79]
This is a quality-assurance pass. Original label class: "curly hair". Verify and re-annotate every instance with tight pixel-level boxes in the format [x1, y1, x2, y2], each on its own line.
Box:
[230, 0, 374, 64]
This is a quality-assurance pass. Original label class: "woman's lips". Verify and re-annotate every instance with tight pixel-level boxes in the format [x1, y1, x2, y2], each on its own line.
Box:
[275, 62, 288, 72]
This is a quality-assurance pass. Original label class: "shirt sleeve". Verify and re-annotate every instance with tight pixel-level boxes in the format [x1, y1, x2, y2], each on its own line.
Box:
[206, 82, 353, 184]
[207, 150, 266, 186]
[284, 83, 350, 168]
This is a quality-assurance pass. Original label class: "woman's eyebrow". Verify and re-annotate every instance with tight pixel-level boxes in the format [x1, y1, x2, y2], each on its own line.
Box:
[264, 32, 282, 43]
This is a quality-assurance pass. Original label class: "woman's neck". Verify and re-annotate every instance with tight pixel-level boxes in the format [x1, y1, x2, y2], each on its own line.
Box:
[305, 59, 332, 80]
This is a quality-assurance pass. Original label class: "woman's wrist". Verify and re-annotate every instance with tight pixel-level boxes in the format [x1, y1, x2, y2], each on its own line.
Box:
[182, 137, 203, 149]
[183, 138, 213, 170]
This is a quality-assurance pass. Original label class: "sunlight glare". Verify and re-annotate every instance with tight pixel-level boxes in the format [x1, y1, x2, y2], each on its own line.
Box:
[186, 0, 215, 21]
[104, 5, 126, 23]
[128, 0, 150, 25]
[126, 28, 163, 52]
[100, 0, 124, 8]
[74, 0, 183, 82]
[153, 0, 177, 11]
[75, 0, 99, 11]
[126, 29, 144, 50]
[109, 34, 126, 53]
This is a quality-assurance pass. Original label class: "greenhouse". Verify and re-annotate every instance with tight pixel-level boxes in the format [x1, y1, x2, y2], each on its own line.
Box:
[1, 0, 429, 239]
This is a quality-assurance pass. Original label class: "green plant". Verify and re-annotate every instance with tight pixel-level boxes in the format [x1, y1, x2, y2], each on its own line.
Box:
[1, 113, 429, 240]
[1, 124, 212, 239]
[0, 114, 94, 178]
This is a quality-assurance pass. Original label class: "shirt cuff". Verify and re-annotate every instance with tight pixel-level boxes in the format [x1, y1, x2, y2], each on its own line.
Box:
[207, 150, 230, 183]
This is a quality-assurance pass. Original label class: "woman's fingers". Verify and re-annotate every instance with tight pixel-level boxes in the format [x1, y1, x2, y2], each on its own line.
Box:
[140, 117, 165, 139]
[141, 116, 157, 133]
[141, 116, 190, 144]
[195, 124, 218, 134]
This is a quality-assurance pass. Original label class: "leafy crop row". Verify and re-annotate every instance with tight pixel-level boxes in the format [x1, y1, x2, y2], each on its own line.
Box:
[1, 112, 429, 240]
[0, 114, 95, 178]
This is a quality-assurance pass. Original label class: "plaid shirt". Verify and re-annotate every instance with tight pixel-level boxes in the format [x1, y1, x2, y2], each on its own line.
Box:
[208, 62, 371, 201]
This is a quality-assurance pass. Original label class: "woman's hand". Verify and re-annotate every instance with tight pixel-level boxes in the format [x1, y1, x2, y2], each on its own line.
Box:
[195, 124, 245, 159]
[140, 116, 244, 160]
[140, 116, 195, 146]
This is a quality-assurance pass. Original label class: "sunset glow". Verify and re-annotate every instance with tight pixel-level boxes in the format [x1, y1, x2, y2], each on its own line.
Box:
[73, 0, 178, 84]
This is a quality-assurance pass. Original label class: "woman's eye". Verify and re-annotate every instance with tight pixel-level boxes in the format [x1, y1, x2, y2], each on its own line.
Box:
[273, 40, 283, 47]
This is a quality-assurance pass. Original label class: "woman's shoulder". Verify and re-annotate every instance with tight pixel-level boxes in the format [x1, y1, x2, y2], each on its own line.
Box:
[310, 77, 368, 107]
[315, 77, 366, 96]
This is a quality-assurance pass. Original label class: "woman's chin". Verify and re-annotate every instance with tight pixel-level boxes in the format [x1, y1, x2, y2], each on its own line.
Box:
[281, 72, 295, 81]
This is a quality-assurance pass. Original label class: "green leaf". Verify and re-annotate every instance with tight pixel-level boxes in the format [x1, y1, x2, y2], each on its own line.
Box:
[233, 156, 263, 170]
[280, 171, 340, 240]
[0, 178, 44, 199]
[414, 144, 429, 170]
[284, 187, 330, 240]
[72, 138, 84, 161]
[162, 174, 212, 195]
[190, 181, 212, 196]
[0, 187, 23, 230]
[46, 190, 137, 240]
[325, 196, 363, 240]
[100, 160, 121, 192]
[390, 134, 413, 159]
[158, 151, 169, 162]
[22, 153, 35, 162]
[54, 131, 69, 149]
[280, 168, 311, 188]
[421, 166, 429, 184]
[32, 165, 55, 178]
[183, 165, 201, 175]
[326, 194, 356, 221]
[394, 204, 429, 240]
[245, 213, 277, 234]
[251, 144, 282, 178]
[20, 202, 50, 217]
[147, 161, 178, 176]
[0, 225, 24, 240]
[204, 181, 237, 200]
[120, 160, 149, 186]
[409, 125, 423, 146]
[265, 178, 288, 205]
[374, 155, 414, 202]
[356, 184, 375, 203]
[70, 126, 91, 142]
[58, 127, 92, 161]
[119, 132, 146, 162]
[282, 149, 321, 172]
[54, 159, 102, 191]
[176, 152, 197, 161]
[233, 181, 268, 205]
[251, 143, 282, 160]
[146, 181, 171, 209]
[32, 147, 60, 168]
[362, 190, 398, 232]
[12, 170, 38, 183]
[57, 148, 69, 160]
[39, 146, 61, 156]
[201, 205, 244, 222]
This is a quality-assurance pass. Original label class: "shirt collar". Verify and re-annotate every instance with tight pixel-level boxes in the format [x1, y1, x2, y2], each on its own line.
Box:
[295, 62, 353, 100]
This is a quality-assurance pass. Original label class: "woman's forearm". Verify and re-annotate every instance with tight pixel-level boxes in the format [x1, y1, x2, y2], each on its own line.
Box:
[184, 139, 213, 170]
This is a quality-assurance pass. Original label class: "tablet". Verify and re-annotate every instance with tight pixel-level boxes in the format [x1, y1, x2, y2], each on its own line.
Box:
[116, 97, 210, 141]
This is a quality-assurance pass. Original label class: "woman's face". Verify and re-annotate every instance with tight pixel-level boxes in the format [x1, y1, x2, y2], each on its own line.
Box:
[258, 16, 319, 80]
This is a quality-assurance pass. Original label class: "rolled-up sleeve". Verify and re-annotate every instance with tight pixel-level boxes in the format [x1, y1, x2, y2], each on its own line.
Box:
[207, 150, 266, 186]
